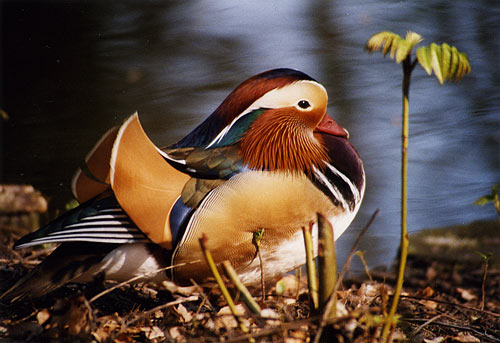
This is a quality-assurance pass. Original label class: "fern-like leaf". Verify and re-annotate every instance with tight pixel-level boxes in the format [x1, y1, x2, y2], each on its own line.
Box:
[417, 43, 471, 84]
[366, 31, 422, 63]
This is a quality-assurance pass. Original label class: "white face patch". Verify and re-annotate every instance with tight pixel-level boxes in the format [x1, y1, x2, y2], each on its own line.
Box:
[206, 80, 328, 148]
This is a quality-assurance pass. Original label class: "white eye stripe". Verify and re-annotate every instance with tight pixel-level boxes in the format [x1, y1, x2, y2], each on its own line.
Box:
[206, 80, 326, 148]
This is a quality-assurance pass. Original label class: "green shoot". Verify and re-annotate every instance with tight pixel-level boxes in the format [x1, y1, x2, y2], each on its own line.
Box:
[366, 30, 470, 341]
[474, 184, 500, 225]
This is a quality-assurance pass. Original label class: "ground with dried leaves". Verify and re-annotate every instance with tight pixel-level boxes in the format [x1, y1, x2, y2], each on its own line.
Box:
[1, 234, 499, 343]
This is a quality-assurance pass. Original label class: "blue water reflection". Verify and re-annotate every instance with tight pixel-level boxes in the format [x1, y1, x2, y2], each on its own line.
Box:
[2, 1, 499, 269]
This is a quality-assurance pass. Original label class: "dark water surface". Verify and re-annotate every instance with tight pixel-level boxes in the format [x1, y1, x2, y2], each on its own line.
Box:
[1, 1, 499, 269]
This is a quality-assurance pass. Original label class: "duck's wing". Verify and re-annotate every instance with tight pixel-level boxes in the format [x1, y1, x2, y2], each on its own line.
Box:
[71, 126, 118, 203]
[160, 144, 245, 180]
[14, 193, 149, 249]
[109, 113, 191, 249]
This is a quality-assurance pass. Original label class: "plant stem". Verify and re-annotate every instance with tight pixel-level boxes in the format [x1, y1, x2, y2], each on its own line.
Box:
[382, 56, 415, 340]
[302, 225, 319, 310]
[317, 213, 337, 315]
[481, 256, 489, 311]
[494, 195, 500, 226]
[253, 229, 266, 301]
[355, 251, 373, 282]
[222, 261, 262, 316]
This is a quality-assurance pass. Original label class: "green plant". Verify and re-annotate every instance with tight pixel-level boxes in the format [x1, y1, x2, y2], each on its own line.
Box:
[302, 214, 339, 314]
[365, 31, 470, 340]
[317, 213, 337, 314]
[476, 252, 492, 311]
[252, 228, 266, 301]
[474, 184, 500, 225]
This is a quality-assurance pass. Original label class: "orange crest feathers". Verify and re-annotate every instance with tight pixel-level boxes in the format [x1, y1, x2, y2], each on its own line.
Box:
[240, 108, 328, 175]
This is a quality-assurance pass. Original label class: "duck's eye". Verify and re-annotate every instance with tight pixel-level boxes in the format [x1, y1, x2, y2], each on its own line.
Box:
[298, 100, 310, 109]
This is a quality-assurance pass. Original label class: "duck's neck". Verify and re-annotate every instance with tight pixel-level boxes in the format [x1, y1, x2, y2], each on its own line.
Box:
[240, 109, 328, 175]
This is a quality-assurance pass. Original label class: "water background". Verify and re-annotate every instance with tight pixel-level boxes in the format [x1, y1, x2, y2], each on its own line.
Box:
[2, 1, 499, 270]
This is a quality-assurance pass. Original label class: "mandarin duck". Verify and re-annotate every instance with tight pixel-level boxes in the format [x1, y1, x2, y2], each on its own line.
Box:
[1, 68, 365, 301]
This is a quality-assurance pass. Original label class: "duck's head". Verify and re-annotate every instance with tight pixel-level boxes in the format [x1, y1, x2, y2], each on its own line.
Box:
[175, 68, 350, 174]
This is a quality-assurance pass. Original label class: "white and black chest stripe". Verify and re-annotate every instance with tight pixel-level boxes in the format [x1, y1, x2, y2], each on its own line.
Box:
[311, 162, 361, 212]
[309, 133, 365, 213]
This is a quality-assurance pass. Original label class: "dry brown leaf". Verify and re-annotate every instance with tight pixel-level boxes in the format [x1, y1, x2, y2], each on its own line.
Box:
[335, 300, 349, 317]
[36, 309, 50, 325]
[92, 327, 110, 343]
[141, 326, 164, 340]
[153, 310, 163, 319]
[261, 308, 280, 326]
[419, 299, 438, 309]
[419, 286, 435, 297]
[126, 325, 142, 335]
[93, 315, 120, 342]
[424, 337, 446, 343]
[285, 338, 304, 343]
[392, 328, 407, 341]
[217, 304, 246, 316]
[452, 332, 480, 342]
[426, 264, 438, 280]
[336, 288, 353, 300]
[169, 326, 187, 343]
[351, 283, 381, 308]
[161, 280, 199, 296]
[215, 313, 238, 330]
[214, 304, 250, 330]
[363, 283, 379, 297]
[44, 295, 90, 335]
[114, 332, 134, 343]
[287, 329, 307, 343]
[175, 303, 193, 323]
[456, 288, 477, 301]
[344, 318, 358, 336]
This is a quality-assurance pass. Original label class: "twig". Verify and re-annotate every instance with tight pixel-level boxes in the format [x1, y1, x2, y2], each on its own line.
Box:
[401, 295, 500, 318]
[82, 296, 97, 333]
[190, 278, 215, 315]
[26, 246, 57, 260]
[412, 313, 443, 334]
[403, 318, 500, 343]
[339, 209, 379, 283]
[125, 295, 199, 327]
[355, 251, 373, 282]
[0, 258, 40, 265]
[226, 315, 322, 342]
